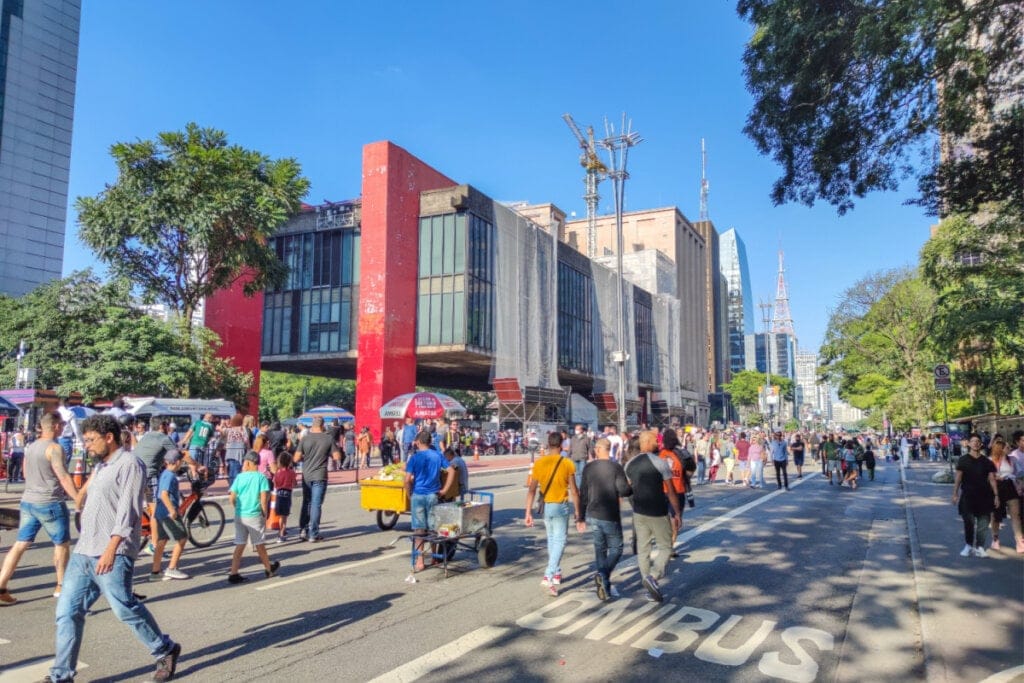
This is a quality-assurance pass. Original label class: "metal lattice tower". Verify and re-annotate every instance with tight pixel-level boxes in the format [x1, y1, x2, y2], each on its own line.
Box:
[699, 138, 709, 221]
[562, 113, 608, 258]
[771, 250, 795, 336]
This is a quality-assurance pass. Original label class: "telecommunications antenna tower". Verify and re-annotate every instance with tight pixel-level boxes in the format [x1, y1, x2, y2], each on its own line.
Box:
[699, 138, 709, 221]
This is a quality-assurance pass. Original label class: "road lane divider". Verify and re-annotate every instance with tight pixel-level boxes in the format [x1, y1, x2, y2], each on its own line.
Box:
[365, 626, 511, 683]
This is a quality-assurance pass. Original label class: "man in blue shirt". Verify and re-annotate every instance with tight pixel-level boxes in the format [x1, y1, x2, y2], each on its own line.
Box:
[404, 432, 455, 571]
[401, 418, 419, 463]
[769, 431, 790, 490]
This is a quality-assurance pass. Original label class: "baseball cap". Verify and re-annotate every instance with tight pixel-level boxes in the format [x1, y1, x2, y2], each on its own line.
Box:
[163, 449, 182, 464]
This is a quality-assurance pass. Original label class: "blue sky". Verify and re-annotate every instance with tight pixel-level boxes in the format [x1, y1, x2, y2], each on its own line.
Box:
[64, 1, 933, 353]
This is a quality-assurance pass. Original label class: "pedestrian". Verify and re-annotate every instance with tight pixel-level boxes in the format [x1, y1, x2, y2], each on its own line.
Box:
[770, 431, 790, 490]
[953, 434, 999, 557]
[406, 432, 456, 572]
[221, 414, 251, 486]
[524, 432, 583, 596]
[134, 417, 199, 557]
[379, 427, 398, 467]
[694, 431, 710, 484]
[735, 431, 751, 486]
[258, 439, 276, 483]
[0, 414, 79, 605]
[790, 433, 806, 479]
[148, 450, 190, 581]
[341, 425, 357, 469]
[822, 434, 839, 484]
[440, 446, 469, 502]
[49, 414, 181, 683]
[6, 427, 25, 482]
[721, 432, 736, 484]
[271, 451, 296, 543]
[748, 434, 766, 488]
[357, 426, 373, 468]
[180, 412, 215, 468]
[707, 439, 722, 484]
[293, 416, 340, 543]
[569, 423, 592, 489]
[863, 440, 877, 481]
[658, 430, 688, 556]
[400, 417, 418, 463]
[624, 430, 681, 603]
[579, 437, 631, 601]
[841, 440, 860, 489]
[227, 451, 280, 583]
[988, 434, 1024, 553]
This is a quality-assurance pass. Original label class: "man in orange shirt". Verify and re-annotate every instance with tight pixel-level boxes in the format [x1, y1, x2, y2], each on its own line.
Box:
[524, 432, 584, 596]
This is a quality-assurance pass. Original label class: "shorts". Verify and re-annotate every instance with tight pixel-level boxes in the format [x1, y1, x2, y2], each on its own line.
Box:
[736, 460, 749, 471]
[154, 516, 187, 542]
[793, 454, 805, 467]
[234, 515, 266, 546]
[410, 492, 439, 532]
[17, 501, 70, 544]
[827, 460, 842, 474]
[274, 489, 293, 517]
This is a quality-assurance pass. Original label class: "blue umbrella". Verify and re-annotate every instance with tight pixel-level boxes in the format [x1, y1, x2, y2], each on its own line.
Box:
[0, 395, 18, 417]
[297, 405, 355, 426]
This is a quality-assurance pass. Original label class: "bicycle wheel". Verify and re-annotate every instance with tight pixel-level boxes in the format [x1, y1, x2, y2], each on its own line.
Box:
[186, 500, 225, 548]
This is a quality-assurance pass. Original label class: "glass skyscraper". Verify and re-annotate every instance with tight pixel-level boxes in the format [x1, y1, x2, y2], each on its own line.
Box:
[719, 228, 754, 374]
[0, 0, 80, 296]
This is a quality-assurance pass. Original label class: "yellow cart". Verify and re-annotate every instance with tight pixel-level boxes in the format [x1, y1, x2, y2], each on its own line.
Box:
[359, 477, 409, 530]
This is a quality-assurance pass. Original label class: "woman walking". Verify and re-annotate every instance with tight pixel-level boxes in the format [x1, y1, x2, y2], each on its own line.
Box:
[748, 435, 766, 489]
[988, 434, 1024, 554]
[953, 435, 999, 557]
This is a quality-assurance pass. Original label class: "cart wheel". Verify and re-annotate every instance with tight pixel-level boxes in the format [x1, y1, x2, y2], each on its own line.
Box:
[485, 447, 496, 456]
[377, 510, 400, 530]
[477, 537, 498, 567]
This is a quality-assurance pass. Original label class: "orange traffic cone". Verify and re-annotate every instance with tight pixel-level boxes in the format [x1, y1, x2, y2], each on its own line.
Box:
[474, 444, 480, 462]
[72, 456, 85, 488]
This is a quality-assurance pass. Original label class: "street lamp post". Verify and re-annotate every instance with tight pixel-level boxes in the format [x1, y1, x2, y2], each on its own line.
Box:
[600, 115, 642, 437]
[759, 301, 773, 431]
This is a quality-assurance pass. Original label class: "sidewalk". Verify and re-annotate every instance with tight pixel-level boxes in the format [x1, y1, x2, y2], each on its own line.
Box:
[0, 452, 535, 507]
[900, 458, 1024, 682]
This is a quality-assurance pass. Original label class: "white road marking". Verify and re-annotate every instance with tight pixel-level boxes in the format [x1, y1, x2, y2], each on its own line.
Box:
[0, 638, 10, 645]
[979, 666, 1024, 683]
[257, 487, 523, 591]
[365, 626, 510, 683]
[0, 659, 88, 681]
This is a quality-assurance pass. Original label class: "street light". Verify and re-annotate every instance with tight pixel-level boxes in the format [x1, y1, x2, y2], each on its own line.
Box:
[758, 301, 773, 431]
[600, 114, 642, 437]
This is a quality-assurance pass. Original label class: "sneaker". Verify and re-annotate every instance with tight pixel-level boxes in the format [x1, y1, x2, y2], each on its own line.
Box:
[52, 584, 62, 598]
[973, 547, 989, 558]
[163, 568, 189, 581]
[546, 584, 558, 597]
[265, 560, 281, 578]
[299, 530, 309, 542]
[310, 535, 325, 543]
[642, 574, 663, 603]
[609, 585, 621, 599]
[594, 574, 608, 601]
[0, 589, 16, 606]
[540, 576, 551, 588]
[148, 571, 163, 582]
[227, 574, 248, 584]
[139, 543, 156, 556]
[960, 544, 973, 557]
[152, 642, 181, 682]
[274, 536, 284, 544]
[991, 539, 1000, 550]
[1016, 539, 1024, 554]
[552, 574, 562, 586]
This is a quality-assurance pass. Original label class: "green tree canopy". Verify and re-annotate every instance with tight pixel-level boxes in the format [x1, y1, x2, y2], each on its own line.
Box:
[738, 0, 1023, 213]
[723, 369, 794, 408]
[0, 271, 251, 404]
[77, 123, 310, 334]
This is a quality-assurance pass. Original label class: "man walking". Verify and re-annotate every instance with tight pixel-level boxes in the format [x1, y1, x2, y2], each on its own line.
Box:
[401, 417, 419, 463]
[525, 432, 584, 596]
[293, 416, 341, 542]
[770, 431, 790, 490]
[0, 413, 79, 605]
[49, 414, 181, 683]
[569, 424, 592, 488]
[625, 430, 681, 603]
[579, 438, 631, 600]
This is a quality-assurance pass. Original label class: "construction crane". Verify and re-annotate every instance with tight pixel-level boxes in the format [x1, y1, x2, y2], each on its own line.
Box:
[562, 113, 607, 259]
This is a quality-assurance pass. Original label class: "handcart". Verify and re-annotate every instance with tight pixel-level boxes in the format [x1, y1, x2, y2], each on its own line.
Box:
[408, 490, 498, 577]
[359, 476, 409, 530]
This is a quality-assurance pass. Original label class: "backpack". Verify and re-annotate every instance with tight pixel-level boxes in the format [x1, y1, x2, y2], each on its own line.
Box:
[674, 447, 697, 475]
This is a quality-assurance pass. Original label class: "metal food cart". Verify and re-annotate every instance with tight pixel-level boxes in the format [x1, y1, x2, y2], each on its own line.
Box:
[409, 491, 498, 576]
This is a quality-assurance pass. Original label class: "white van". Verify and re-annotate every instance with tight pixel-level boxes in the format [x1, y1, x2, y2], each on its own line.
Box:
[126, 397, 237, 433]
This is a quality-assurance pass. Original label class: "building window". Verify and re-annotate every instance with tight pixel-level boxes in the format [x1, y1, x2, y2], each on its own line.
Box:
[418, 212, 493, 349]
[262, 226, 360, 356]
[557, 261, 593, 373]
[634, 295, 655, 385]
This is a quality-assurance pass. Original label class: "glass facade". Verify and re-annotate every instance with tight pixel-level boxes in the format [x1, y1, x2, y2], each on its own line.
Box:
[720, 228, 755, 375]
[417, 212, 494, 350]
[634, 291, 655, 385]
[557, 261, 593, 373]
[0, 0, 80, 296]
[262, 228, 360, 355]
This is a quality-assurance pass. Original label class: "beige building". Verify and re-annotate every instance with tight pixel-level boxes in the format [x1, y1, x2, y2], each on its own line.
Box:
[566, 207, 710, 422]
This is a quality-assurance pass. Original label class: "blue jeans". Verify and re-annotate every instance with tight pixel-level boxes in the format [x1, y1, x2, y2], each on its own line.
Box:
[696, 459, 706, 484]
[17, 500, 70, 544]
[574, 461, 586, 489]
[51, 553, 174, 682]
[589, 518, 623, 587]
[58, 436, 74, 463]
[226, 458, 242, 487]
[299, 479, 327, 537]
[410, 492, 439, 531]
[543, 501, 570, 579]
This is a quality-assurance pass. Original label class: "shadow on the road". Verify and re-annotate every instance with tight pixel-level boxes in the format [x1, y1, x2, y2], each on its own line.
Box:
[85, 593, 405, 682]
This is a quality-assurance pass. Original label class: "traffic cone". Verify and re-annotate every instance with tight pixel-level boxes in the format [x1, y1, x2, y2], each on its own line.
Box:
[473, 444, 480, 462]
[72, 456, 85, 488]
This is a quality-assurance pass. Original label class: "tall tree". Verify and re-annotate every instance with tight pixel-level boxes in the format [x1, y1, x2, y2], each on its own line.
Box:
[738, 0, 1023, 213]
[77, 123, 309, 335]
[723, 370, 794, 410]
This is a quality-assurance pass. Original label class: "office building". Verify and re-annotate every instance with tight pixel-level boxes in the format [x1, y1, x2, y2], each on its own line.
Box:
[0, 0, 80, 296]
[719, 228, 754, 375]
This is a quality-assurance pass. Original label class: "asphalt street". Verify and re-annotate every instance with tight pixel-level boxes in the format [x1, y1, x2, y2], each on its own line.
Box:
[0, 459, 1021, 682]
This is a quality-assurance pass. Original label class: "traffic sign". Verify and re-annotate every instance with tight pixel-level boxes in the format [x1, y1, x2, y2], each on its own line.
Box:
[934, 364, 952, 391]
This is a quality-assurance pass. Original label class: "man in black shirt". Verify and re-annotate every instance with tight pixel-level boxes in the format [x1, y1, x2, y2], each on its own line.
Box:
[579, 438, 632, 601]
[293, 417, 340, 542]
[624, 430, 681, 603]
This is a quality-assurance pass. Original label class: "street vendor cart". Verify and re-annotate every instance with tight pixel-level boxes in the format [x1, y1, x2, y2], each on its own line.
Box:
[359, 475, 408, 530]
[410, 490, 498, 576]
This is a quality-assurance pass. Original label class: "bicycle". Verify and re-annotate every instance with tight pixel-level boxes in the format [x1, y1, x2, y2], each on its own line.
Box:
[75, 469, 225, 548]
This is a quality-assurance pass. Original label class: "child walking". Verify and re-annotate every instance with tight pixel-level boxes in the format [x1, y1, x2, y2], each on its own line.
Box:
[150, 450, 190, 580]
[227, 451, 280, 584]
[272, 451, 296, 543]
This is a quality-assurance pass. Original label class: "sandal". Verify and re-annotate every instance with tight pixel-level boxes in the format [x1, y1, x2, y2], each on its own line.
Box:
[0, 589, 16, 605]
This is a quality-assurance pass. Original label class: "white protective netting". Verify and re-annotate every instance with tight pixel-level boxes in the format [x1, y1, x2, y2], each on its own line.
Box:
[492, 203, 561, 390]
[589, 261, 637, 398]
[653, 294, 682, 407]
